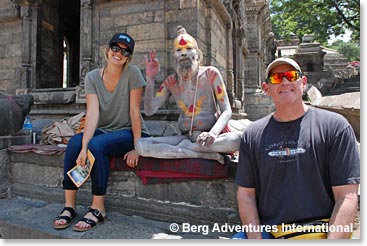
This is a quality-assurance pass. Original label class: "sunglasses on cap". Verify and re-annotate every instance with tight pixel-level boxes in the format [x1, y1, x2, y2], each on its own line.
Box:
[110, 45, 131, 57]
[267, 70, 302, 85]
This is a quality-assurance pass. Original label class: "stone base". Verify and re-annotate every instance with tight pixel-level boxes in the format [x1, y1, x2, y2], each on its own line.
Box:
[7, 150, 240, 226]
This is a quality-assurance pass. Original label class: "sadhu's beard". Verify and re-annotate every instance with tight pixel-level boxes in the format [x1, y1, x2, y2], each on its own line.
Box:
[175, 58, 199, 78]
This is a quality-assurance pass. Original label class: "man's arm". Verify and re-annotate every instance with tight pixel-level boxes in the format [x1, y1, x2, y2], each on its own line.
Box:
[327, 184, 359, 239]
[237, 186, 262, 239]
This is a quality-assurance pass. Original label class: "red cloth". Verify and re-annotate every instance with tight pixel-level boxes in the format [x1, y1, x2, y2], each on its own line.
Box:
[7, 144, 66, 155]
[110, 156, 228, 185]
[7, 144, 229, 185]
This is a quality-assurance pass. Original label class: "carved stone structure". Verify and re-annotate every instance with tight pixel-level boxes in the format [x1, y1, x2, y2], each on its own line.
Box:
[275, 33, 360, 97]
[294, 34, 326, 73]
[0, 0, 274, 121]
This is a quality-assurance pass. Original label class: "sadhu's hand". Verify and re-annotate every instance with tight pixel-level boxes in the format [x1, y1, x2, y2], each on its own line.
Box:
[144, 50, 160, 81]
[197, 132, 217, 147]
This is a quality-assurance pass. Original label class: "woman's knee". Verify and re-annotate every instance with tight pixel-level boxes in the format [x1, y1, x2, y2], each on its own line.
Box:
[64, 133, 83, 162]
[87, 138, 98, 153]
[67, 133, 83, 149]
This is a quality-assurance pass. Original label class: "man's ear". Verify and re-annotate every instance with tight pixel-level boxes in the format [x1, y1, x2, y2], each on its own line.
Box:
[301, 75, 308, 89]
[262, 82, 269, 94]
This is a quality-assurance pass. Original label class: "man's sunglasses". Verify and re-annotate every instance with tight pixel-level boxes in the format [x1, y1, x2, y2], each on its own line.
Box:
[267, 70, 301, 84]
[110, 45, 131, 57]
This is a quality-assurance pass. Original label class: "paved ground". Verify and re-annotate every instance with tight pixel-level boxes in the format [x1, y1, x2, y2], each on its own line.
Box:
[0, 196, 360, 240]
[0, 196, 234, 239]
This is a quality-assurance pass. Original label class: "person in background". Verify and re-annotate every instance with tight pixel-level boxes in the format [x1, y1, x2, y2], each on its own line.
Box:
[53, 32, 149, 232]
[233, 57, 360, 239]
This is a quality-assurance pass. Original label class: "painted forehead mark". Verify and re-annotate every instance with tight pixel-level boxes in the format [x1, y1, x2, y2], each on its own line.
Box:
[179, 37, 187, 46]
[174, 34, 196, 49]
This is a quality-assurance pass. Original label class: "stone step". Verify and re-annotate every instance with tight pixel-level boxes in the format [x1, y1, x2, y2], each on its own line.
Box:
[336, 84, 360, 90]
[0, 196, 233, 239]
[343, 79, 360, 84]
[343, 81, 360, 86]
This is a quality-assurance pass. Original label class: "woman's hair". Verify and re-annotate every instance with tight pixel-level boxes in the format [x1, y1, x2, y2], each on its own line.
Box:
[104, 45, 132, 70]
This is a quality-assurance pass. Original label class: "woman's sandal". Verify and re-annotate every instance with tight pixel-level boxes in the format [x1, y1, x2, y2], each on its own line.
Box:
[73, 208, 105, 232]
[53, 207, 77, 230]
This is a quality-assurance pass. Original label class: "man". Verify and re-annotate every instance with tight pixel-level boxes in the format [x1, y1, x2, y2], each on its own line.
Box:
[234, 57, 360, 239]
[135, 26, 242, 164]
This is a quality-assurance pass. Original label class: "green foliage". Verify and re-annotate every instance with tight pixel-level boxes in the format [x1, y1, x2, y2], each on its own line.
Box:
[330, 40, 360, 61]
[270, 0, 360, 45]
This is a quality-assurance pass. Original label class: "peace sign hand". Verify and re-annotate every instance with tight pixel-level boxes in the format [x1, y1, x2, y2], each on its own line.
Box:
[144, 50, 160, 81]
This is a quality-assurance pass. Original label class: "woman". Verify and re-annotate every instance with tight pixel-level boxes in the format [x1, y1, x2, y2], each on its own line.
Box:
[53, 33, 149, 232]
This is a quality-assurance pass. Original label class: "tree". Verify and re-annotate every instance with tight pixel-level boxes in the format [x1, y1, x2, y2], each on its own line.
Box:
[331, 40, 360, 61]
[270, 0, 360, 45]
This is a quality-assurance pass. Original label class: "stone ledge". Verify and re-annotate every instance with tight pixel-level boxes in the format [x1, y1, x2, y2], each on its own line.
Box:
[310, 92, 360, 140]
[6, 150, 240, 226]
[0, 135, 29, 150]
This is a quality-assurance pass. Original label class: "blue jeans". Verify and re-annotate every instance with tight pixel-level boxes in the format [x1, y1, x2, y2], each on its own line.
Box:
[63, 128, 149, 195]
[232, 231, 274, 239]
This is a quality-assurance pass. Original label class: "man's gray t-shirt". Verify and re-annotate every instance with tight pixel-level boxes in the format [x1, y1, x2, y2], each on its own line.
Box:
[84, 64, 148, 134]
[235, 107, 360, 225]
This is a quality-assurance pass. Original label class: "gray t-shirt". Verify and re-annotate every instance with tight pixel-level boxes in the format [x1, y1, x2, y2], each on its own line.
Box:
[235, 107, 360, 225]
[84, 64, 148, 134]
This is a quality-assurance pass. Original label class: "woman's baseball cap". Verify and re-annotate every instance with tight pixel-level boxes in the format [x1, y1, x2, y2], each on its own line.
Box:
[109, 33, 135, 54]
[265, 57, 302, 78]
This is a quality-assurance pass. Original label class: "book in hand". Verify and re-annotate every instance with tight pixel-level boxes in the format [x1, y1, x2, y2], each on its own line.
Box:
[67, 150, 95, 188]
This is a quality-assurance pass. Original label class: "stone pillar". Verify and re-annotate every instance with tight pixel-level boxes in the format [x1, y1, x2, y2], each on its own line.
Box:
[228, 0, 249, 116]
[19, 0, 41, 89]
[223, 6, 236, 108]
[226, 28, 245, 117]
[243, 3, 265, 91]
[240, 0, 275, 120]
[77, 0, 94, 104]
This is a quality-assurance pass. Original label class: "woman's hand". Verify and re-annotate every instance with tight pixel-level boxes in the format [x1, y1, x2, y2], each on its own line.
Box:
[144, 50, 160, 81]
[76, 149, 88, 168]
[124, 149, 140, 168]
